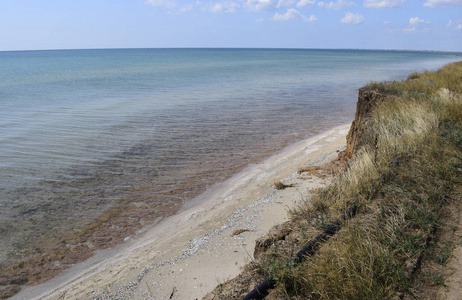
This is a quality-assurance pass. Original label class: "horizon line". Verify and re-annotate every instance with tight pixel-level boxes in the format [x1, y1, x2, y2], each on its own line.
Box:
[1, 46, 462, 54]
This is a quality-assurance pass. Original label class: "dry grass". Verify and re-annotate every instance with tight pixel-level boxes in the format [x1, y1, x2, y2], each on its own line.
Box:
[366, 61, 462, 96]
[261, 61, 462, 299]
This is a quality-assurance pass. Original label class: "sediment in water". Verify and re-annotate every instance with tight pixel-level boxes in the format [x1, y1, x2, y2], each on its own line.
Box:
[11, 124, 350, 300]
[1, 122, 349, 299]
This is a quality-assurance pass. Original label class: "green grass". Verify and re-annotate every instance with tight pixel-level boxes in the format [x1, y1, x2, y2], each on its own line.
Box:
[261, 61, 462, 299]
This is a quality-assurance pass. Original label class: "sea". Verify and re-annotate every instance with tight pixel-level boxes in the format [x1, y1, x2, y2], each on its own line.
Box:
[0, 48, 460, 270]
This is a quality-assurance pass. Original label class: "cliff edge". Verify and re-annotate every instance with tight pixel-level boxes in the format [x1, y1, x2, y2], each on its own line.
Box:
[345, 88, 391, 158]
[205, 61, 462, 300]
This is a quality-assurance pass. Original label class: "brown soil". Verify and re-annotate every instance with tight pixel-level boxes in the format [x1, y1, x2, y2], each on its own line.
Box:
[345, 88, 392, 159]
[297, 150, 348, 180]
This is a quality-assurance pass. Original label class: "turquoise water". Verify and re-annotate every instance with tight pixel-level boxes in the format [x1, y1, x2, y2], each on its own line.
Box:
[0, 49, 460, 265]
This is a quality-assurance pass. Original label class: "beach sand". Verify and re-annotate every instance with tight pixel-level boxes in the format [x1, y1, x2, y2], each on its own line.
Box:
[13, 124, 350, 300]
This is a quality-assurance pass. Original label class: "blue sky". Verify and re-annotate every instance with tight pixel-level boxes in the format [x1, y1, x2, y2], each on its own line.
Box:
[1, 0, 461, 51]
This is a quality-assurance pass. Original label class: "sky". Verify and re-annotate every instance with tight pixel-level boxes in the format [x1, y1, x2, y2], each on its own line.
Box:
[1, 0, 462, 52]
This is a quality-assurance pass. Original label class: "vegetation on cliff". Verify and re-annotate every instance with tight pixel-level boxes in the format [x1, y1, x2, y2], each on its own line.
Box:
[259, 61, 462, 299]
[205, 61, 462, 299]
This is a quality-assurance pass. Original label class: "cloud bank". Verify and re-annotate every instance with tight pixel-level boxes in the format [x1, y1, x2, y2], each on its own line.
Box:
[270, 8, 317, 22]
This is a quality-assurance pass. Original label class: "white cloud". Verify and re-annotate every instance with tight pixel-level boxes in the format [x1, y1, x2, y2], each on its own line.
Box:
[363, 0, 406, 8]
[306, 14, 318, 22]
[409, 17, 424, 25]
[447, 19, 462, 30]
[410, 17, 430, 26]
[404, 17, 430, 32]
[270, 8, 300, 21]
[246, 0, 277, 12]
[383, 20, 392, 24]
[318, 0, 355, 9]
[270, 8, 317, 22]
[210, 1, 240, 13]
[424, 0, 462, 7]
[296, 0, 316, 7]
[277, 0, 295, 8]
[341, 12, 364, 24]
[145, 0, 177, 9]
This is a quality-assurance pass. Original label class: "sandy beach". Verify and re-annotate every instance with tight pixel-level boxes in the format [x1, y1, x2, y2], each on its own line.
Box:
[13, 124, 350, 300]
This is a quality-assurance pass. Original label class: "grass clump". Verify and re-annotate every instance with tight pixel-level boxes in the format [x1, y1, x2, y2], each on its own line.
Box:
[263, 61, 462, 299]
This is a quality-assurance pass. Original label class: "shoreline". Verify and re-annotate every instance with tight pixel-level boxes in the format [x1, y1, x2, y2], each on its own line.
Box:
[13, 123, 350, 300]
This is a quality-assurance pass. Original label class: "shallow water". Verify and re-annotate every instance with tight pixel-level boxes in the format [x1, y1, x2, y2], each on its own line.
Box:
[0, 48, 460, 267]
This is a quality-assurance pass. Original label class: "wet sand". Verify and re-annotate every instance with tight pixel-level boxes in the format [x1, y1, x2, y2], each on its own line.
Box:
[13, 124, 350, 300]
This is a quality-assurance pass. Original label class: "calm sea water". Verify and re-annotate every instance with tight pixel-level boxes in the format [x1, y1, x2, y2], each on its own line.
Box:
[0, 48, 460, 265]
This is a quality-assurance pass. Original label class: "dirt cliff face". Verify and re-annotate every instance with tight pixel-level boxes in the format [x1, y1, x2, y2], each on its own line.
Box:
[345, 88, 390, 158]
